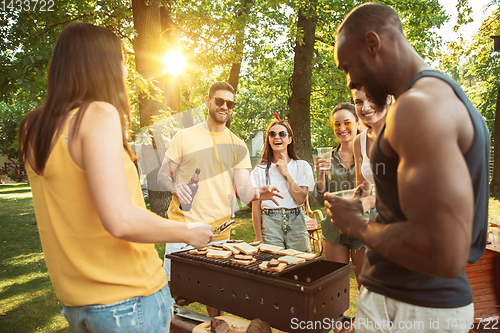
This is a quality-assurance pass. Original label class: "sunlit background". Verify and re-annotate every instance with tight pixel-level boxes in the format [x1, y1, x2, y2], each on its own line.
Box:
[163, 50, 186, 76]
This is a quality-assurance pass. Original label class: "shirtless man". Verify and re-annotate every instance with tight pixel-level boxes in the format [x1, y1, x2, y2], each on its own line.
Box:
[326, 3, 489, 332]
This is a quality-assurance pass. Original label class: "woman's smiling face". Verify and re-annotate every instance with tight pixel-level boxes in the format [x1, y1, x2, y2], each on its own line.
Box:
[268, 124, 291, 153]
[352, 89, 387, 126]
[332, 109, 359, 144]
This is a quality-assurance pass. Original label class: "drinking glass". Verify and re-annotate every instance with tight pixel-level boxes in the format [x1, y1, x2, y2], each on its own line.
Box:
[331, 189, 356, 198]
[317, 147, 333, 171]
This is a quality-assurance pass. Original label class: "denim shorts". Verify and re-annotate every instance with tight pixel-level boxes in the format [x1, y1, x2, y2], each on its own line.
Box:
[262, 206, 311, 252]
[61, 286, 173, 333]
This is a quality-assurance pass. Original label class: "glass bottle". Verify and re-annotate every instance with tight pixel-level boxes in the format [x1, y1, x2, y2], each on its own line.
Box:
[179, 168, 200, 211]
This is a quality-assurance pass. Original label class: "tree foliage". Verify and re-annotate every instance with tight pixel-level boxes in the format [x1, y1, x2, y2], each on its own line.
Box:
[231, 0, 448, 158]
[0, 102, 26, 158]
[0, 0, 449, 163]
[439, 3, 499, 194]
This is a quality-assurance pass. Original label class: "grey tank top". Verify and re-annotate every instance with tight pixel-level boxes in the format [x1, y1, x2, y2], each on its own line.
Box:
[359, 70, 490, 308]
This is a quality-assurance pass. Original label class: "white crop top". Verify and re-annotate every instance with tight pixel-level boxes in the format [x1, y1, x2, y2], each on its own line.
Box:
[360, 130, 375, 185]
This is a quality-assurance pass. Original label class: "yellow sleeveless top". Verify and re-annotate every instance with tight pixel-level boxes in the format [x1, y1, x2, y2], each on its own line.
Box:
[26, 118, 166, 306]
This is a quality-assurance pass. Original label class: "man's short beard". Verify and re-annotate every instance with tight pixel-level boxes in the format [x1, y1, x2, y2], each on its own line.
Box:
[365, 87, 388, 111]
[208, 107, 230, 124]
[358, 59, 388, 110]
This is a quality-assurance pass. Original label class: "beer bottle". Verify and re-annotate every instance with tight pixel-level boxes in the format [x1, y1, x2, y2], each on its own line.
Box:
[179, 168, 201, 211]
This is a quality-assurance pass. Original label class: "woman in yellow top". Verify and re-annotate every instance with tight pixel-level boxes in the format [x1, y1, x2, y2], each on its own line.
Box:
[18, 22, 212, 333]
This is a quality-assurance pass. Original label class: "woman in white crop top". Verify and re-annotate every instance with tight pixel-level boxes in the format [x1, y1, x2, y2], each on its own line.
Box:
[251, 119, 315, 252]
[352, 89, 391, 196]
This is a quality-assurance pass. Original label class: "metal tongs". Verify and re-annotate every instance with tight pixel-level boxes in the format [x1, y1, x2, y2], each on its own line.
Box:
[212, 219, 235, 237]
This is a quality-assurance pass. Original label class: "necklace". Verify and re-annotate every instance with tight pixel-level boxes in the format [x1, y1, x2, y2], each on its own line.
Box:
[337, 150, 354, 163]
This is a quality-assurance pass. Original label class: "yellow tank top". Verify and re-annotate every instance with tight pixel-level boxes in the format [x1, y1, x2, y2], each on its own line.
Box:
[26, 118, 166, 306]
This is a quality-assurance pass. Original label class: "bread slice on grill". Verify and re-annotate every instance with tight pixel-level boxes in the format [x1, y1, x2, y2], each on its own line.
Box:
[230, 257, 256, 265]
[222, 242, 241, 255]
[206, 250, 232, 258]
[233, 242, 258, 255]
[226, 239, 245, 243]
[277, 255, 306, 265]
[259, 260, 287, 272]
[189, 249, 208, 255]
[277, 248, 303, 256]
[249, 240, 262, 247]
[259, 244, 284, 254]
[234, 254, 253, 260]
[295, 252, 317, 260]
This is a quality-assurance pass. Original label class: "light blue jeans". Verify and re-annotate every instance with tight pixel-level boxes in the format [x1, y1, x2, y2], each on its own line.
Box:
[61, 287, 173, 333]
[262, 206, 311, 252]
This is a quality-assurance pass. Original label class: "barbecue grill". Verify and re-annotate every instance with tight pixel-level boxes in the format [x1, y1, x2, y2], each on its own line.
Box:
[167, 250, 354, 332]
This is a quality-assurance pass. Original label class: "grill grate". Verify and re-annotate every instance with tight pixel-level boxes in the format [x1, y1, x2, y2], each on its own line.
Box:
[172, 250, 318, 277]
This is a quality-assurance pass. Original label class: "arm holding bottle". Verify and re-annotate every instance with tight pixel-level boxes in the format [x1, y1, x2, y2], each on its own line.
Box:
[157, 156, 196, 205]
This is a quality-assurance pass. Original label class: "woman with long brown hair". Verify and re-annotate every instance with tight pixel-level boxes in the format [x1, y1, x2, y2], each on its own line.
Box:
[18, 22, 211, 332]
[250, 119, 315, 251]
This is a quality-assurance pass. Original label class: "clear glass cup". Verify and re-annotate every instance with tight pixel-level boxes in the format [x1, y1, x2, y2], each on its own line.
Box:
[331, 189, 356, 198]
[317, 147, 333, 171]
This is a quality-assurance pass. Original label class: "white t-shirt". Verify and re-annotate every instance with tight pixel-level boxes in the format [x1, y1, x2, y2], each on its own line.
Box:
[250, 159, 315, 209]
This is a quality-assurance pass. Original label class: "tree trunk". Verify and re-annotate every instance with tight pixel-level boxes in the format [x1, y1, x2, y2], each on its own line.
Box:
[132, 0, 162, 127]
[160, 2, 181, 114]
[490, 83, 500, 196]
[132, 0, 172, 216]
[288, 6, 317, 165]
[226, 0, 253, 129]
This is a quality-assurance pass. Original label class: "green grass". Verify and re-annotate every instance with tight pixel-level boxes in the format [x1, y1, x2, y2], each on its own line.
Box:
[3, 183, 499, 332]
[0, 184, 71, 332]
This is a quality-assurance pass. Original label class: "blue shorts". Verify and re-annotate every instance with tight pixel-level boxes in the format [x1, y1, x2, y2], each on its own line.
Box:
[262, 206, 311, 252]
[61, 286, 173, 333]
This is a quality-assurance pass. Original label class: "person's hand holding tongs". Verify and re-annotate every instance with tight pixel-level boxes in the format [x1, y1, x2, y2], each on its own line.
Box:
[213, 219, 235, 237]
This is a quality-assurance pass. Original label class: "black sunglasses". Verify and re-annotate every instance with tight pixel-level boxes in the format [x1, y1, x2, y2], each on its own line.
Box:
[213, 97, 236, 109]
[269, 130, 288, 138]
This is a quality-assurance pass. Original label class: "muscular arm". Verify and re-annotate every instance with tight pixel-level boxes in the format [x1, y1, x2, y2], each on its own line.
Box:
[328, 87, 474, 279]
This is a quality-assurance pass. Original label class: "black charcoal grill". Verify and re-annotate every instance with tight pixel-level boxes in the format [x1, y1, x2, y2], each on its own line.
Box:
[167, 249, 354, 332]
